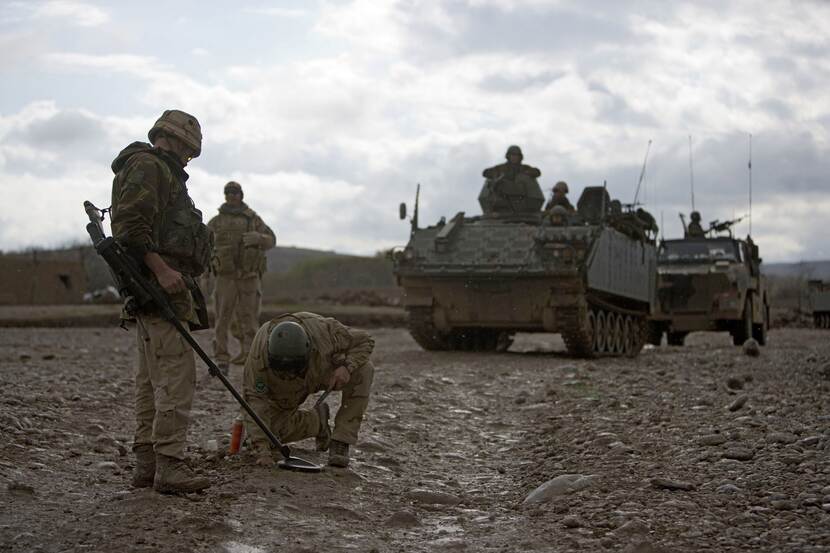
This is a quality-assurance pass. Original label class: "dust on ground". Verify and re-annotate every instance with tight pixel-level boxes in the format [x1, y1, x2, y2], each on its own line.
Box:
[1, 327, 828, 552]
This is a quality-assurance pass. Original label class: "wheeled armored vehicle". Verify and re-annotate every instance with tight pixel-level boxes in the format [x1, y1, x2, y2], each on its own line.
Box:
[807, 280, 830, 329]
[648, 221, 769, 346]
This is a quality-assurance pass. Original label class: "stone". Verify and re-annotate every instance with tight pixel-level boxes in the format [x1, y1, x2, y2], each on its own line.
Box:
[697, 434, 727, 446]
[723, 447, 754, 461]
[770, 499, 796, 511]
[742, 339, 760, 357]
[650, 477, 695, 491]
[726, 376, 744, 390]
[7, 482, 35, 495]
[96, 461, 120, 472]
[716, 484, 741, 494]
[562, 515, 584, 528]
[523, 474, 599, 504]
[614, 518, 650, 536]
[821, 504, 830, 512]
[767, 432, 798, 444]
[799, 436, 821, 447]
[405, 489, 462, 506]
[386, 510, 420, 527]
[728, 395, 748, 412]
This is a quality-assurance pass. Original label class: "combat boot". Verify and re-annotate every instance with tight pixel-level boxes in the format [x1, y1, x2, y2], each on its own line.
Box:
[131, 444, 156, 488]
[328, 440, 350, 468]
[153, 454, 210, 494]
[315, 402, 331, 452]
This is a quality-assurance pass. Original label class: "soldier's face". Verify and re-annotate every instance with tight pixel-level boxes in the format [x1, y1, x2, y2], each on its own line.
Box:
[225, 191, 242, 206]
[509, 154, 521, 164]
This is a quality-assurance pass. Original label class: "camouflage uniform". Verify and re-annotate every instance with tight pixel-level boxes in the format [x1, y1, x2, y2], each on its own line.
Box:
[110, 142, 211, 461]
[544, 195, 575, 213]
[686, 221, 705, 237]
[242, 312, 375, 456]
[208, 198, 275, 365]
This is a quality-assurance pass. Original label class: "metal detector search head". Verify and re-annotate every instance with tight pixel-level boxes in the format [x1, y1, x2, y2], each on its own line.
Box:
[277, 457, 323, 473]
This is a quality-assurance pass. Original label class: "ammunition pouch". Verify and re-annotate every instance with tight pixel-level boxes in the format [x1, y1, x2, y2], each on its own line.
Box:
[157, 190, 212, 277]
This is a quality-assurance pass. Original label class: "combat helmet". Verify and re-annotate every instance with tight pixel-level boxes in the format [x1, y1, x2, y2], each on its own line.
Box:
[690, 211, 701, 222]
[267, 321, 311, 376]
[505, 145, 523, 161]
[553, 181, 569, 194]
[224, 180, 243, 198]
[148, 109, 202, 157]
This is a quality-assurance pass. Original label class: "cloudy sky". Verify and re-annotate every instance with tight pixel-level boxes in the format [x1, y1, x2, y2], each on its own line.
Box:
[0, 0, 828, 262]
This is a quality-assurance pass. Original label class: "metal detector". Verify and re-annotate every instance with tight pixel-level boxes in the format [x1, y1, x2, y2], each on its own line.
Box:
[83, 201, 321, 473]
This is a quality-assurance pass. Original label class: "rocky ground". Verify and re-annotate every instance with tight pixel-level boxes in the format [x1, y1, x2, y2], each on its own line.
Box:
[1, 326, 828, 552]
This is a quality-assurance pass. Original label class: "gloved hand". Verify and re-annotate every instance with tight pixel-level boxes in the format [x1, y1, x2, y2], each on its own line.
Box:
[242, 232, 263, 247]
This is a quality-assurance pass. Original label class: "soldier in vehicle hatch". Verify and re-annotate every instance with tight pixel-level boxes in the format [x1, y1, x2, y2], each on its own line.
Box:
[482, 145, 541, 181]
[110, 109, 212, 494]
[686, 211, 705, 238]
[543, 181, 575, 213]
[207, 181, 276, 375]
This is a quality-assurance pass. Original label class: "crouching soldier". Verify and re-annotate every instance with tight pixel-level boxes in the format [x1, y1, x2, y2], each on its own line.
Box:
[242, 312, 375, 468]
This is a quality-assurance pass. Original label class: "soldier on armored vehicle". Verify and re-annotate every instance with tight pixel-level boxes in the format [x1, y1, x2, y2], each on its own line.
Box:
[685, 211, 705, 237]
[482, 145, 541, 181]
[543, 181, 575, 213]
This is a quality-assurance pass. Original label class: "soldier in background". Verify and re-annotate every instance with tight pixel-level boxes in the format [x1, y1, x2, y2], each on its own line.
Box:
[686, 211, 705, 238]
[110, 109, 212, 494]
[208, 181, 276, 374]
[242, 312, 375, 468]
[543, 181, 575, 213]
[482, 145, 541, 181]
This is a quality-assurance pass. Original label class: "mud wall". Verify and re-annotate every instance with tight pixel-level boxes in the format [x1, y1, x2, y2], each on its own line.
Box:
[0, 249, 86, 305]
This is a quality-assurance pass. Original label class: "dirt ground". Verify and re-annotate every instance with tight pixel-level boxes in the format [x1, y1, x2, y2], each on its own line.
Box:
[1, 326, 829, 552]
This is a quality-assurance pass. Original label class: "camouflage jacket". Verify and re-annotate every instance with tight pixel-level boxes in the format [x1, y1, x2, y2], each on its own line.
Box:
[110, 142, 212, 321]
[207, 203, 276, 279]
[242, 312, 375, 455]
[544, 195, 575, 212]
[482, 161, 541, 180]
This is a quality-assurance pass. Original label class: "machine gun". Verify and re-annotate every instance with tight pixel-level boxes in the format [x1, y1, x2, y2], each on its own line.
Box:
[83, 201, 320, 473]
[708, 216, 745, 237]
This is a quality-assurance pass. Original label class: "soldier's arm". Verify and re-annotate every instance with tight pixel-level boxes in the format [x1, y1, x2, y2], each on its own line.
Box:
[242, 325, 279, 456]
[330, 320, 375, 373]
[111, 157, 169, 257]
[523, 165, 542, 178]
[254, 216, 277, 250]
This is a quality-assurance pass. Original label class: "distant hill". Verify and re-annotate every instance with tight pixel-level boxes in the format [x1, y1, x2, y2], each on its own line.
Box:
[266, 246, 345, 274]
[764, 260, 830, 280]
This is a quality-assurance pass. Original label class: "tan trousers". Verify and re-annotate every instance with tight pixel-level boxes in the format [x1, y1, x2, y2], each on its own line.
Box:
[213, 275, 261, 363]
[265, 361, 375, 446]
[134, 314, 196, 459]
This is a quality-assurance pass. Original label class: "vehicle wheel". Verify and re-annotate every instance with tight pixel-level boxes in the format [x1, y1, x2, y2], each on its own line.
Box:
[611, 313, 623, 354]
[595, 310, 607, 353]
[646, 321, 663, 346]
[495, 331, 514, 352]
[734, 297, 753, 345]
[621, 316, 632, 355]
[667, 331, 688, 346]
[753, 302, 769, 345]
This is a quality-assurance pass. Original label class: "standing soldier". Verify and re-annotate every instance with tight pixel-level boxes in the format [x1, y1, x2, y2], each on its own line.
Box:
[208, 181, 276, 374]
[242, 312, 375, 468]
[110, 109, 212, 494]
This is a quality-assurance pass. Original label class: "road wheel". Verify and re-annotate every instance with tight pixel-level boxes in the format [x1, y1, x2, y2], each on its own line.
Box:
[407, 307, 452, 350]
[667, 331, 688, 346]
[753, 302, 769, 345]
[595, 310, 607, 353]
[733, 297, 753, 346]
[610, 313, 623, 354]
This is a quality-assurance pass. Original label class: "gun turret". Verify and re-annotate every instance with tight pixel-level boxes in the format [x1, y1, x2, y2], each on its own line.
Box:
[708, 216, 745, 237]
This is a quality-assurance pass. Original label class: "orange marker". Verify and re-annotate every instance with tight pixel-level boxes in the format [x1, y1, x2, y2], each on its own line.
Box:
[229, 415, 244, 455]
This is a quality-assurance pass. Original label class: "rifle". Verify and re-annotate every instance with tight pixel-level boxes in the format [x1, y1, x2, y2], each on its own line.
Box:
[83, 201, 319, 472]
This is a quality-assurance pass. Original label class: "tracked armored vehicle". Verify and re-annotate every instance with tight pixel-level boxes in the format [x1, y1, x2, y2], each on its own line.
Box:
[391, 173, 658, 357]
[648, 220, 769, 346]
[807, 280, 830, 329]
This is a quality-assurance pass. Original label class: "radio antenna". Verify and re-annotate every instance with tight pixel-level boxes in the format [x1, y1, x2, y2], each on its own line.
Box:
[688, 135, 695, 211]
[748, 134, 753, 236]
[633, 139, 652, 206]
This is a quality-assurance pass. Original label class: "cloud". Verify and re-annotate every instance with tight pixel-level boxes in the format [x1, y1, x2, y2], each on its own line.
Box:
[244, 7, 308, 18]
[1, 0, 830, 263]
[33, 1, 109, 27]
